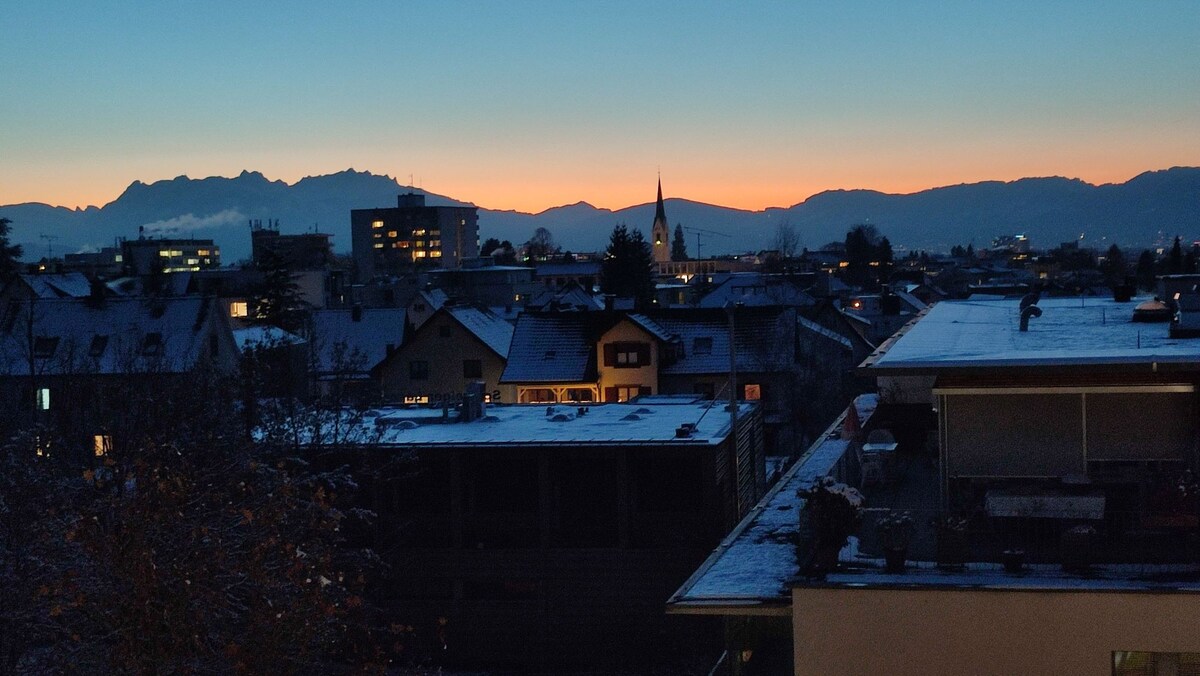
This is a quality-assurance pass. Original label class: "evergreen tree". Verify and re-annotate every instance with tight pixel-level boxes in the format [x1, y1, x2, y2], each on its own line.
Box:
[1135, 250, 1157, 290]
[251, 249, 307, 332]
[877, 237, 894, 284]
[1101, 244, 1127, 285]
[0, 217, 24, 283]
[600, 224, 656, 309]
[670, 224, 688, 261]
[844, 224, 881, 289]
[480, 237, 502, 256]
[1169, 236, 1184, 274]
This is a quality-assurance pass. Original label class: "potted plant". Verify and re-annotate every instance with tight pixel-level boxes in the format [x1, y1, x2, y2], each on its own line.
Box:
[798, 476, 864, 574]
[936, 515, 970, 569]
[876, 510, 914, 573]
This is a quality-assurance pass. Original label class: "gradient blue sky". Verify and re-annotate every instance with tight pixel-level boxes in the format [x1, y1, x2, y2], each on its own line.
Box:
[3, 1, 1198, 211]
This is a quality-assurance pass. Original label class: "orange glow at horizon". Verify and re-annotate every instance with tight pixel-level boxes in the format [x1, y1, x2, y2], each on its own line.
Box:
[3, 158, 1194, 216]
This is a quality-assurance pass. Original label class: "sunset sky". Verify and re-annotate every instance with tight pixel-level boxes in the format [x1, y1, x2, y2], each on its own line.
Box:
[2, 1, 1198, 212]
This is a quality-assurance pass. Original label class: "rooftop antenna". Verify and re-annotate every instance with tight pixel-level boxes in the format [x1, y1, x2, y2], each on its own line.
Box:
[39, 234, 58, 260]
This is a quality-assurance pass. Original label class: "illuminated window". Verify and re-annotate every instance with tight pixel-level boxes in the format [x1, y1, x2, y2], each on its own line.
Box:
[430, 251, 442, 258]
[373, 243, 384, 249]
[373, 233, 383, 239]
[387, 231, 398, 238]
[430, 240, 441, 247]
[230, 301, 248, 318]
[415, 240, 426, 248]
[403, 396, 430, 404]
[460, 219, 466, 225]
[36, 388, 50, 411]
[414, 229, 427, 236]
[93, 434, 112, 457]
[114, 254, 123, 262]
[615, 385, 646, 402]
[372, 220, 384, 229]
[430, 230, 440, 236]
[398, 241, 410, 248]
[414, 250, 427, 258]
[197, 249, 210, 256]
[159, 250, 171, 257]
[743, 383, 762, 400]
[186, 258, 199, 265]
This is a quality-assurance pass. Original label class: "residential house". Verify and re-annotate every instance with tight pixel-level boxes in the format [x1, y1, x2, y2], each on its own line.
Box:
[307, 305, 406, 397]
[374, 305, 515, 404]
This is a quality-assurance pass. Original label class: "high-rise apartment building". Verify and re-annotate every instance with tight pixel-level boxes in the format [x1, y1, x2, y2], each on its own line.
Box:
[350, 193, 479, 280]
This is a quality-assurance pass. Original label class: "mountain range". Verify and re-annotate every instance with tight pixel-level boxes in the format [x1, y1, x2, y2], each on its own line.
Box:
[2, 167, 1199, 264]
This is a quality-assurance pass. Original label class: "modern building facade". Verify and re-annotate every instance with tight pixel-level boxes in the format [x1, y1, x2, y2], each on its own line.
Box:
[350, 193, 479, 280]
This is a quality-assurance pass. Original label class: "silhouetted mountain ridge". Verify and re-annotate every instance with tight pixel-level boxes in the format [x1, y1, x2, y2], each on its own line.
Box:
[2, 167, 1197, 263]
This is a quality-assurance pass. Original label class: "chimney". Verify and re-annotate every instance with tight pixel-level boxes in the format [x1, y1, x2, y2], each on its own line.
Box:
[461, 381, 486, 422]
[1019, 304, 1042, 331]
[87, 277, 107, 307]
[604, 294, 615, 311]
[351, 303, 363, 322]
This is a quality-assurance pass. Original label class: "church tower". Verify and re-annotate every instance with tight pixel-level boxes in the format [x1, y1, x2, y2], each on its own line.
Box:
[651, 177, 670, 264]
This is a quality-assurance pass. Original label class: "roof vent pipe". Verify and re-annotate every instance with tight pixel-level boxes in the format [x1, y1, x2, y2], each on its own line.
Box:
[1019, 305, 1043, 332]
[1019, 291, 1041, 311]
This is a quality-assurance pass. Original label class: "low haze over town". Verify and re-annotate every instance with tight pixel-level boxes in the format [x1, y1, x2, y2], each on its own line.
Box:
[2, 2, 1199, 674]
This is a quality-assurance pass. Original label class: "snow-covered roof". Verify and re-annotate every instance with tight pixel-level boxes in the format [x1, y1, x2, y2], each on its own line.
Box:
[357, 399, 757, 447]
[525, 285, 602, 312]
[667, 395, 878, 612]
[233, 326, 305, 354]
[626, 313, 674, 343]
[0, 296, 226, 375]
[445, 305, 513, 358]
[18, 273, 94, 299]
[809, 560, 1200, 593]
[533, 261, 602, 277]
[652, 308, 794, 375]
[501, 313, 602, 383]
[798, 315, 852, 349]
[309, 307, 406, 374]
[865, 296, 1200, 373]
[696, 273, 817, 309]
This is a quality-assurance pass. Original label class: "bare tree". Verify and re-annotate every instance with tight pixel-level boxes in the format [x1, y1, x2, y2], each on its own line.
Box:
[771, 220, 801, 260]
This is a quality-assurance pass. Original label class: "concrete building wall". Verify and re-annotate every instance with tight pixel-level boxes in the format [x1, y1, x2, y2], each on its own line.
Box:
[792, 586, 1200, 676]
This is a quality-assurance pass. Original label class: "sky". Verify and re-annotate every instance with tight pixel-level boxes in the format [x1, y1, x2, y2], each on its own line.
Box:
[2, 1, 1198, 213]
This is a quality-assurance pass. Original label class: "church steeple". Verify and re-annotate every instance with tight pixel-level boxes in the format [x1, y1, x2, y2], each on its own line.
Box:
[651, 175, 670, 264]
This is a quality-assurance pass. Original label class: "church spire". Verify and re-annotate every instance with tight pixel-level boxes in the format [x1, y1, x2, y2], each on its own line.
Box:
[651, 174, 670, 263]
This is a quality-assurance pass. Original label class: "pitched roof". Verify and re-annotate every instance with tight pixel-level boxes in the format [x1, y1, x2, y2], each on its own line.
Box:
[525, 284, 602, 311]
[233, 326, 305, 354]
[0, 296, 225, 375]
[696, 273, 817, 309]
[649, 307, 796, 375]
[18, 273, 94, 299]
[500, 313, 607, 384]
[445, 305, 513, 358]
[309, 307, 406, 374]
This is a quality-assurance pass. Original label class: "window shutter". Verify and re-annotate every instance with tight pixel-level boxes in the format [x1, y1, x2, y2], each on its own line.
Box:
[604, 387, 618, 402]
[603, 343, 617, 367]
[637, 343, 651, 365]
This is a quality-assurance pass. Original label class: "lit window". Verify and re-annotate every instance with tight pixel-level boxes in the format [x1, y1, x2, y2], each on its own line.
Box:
[387, 230, 398, 238]
[93, 434, 112, 457]
[430, 250, 442, 258]
[197, 249, 210, 256]
[399, 241, 410, 248]
[413, 229, 427, 236]
[615, 386, 646, 402]
[430, 230, 440, 236]
[415, 240, 426, 248]
[186, 258, 199, 265]
[460, 219, 466, 225]
[743, 383, 761, 400]
[159, 250, 171, 257]
[403, 396, 430, 404]
[373, 233, 382, 239]
[372, 220, 384, 229]
[414, 251, 427, 258]
[114, 254, 123, 262]
[36, 388, 50, 411]
[373, 243, 384, 249]
[430, 239, 441, 247]
[230, 301, 248, 318]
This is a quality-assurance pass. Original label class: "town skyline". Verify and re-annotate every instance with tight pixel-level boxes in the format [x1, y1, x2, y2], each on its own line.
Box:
[4, 2, 1198, 212]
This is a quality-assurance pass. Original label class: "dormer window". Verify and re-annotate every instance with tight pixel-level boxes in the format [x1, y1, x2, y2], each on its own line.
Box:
[33, 336, 59, 359]
[141, 332, 162, 356]
[89, 335, 109, 358]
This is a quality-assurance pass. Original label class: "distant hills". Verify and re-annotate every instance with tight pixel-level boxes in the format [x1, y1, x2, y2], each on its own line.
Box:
[3, 167, 1199, 263]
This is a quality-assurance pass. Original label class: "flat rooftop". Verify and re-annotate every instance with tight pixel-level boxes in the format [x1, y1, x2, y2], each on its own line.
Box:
[864, 296, 1200, 373]
[666, 395, 878, 614]
[806, 560, 1200, 593]
[360, 398, 757, 447]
